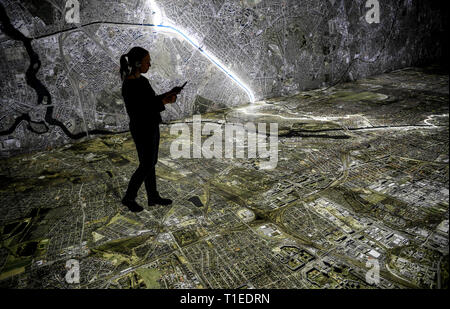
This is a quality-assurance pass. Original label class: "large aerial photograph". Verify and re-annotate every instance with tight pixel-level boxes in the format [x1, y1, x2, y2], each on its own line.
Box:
[0, 0, 448, 300]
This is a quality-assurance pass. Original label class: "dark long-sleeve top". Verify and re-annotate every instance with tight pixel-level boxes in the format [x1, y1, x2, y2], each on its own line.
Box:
[122, 76, 165, 131]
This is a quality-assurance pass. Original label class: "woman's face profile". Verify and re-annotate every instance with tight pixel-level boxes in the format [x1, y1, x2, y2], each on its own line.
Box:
[140, 53, 151, 73]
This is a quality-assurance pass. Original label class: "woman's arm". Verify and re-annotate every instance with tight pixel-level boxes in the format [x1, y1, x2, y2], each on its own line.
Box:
[157, 85, 182, 105]
[156, 92, 177, 105]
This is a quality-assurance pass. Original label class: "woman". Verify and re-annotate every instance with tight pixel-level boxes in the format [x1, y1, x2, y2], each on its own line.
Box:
[120, 46, 182, 212]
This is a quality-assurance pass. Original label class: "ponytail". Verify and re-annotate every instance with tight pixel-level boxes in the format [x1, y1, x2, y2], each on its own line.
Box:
[120, 54, 130, 81]
[119, 46, 149, 80]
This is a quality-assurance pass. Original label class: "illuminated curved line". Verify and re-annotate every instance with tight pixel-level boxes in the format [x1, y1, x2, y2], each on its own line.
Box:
[157, 25, 255, 102]
[139, 22, 255, 103]
[147, 0, 254, 102]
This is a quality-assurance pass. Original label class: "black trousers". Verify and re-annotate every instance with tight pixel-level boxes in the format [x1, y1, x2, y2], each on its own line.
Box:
[124, 124, 160, 200]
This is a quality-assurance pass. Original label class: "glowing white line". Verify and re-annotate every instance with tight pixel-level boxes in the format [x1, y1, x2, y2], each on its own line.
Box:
[236, 103, 446, 131]
[147, 1, 255, 102]
[423, 114, 449, 127]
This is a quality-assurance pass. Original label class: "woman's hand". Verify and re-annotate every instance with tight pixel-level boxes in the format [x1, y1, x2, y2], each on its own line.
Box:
[162, 93, 177, 105]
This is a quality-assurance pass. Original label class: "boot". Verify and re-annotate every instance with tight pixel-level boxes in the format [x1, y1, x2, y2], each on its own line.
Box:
[122, 198, 144, 212]
[148, 193, 172, 206]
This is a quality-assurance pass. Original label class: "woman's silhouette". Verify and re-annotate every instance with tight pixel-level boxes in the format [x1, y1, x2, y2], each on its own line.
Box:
[120, 46, 182, 212]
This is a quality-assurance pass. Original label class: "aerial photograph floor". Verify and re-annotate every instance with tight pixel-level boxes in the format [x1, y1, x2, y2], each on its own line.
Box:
[0, 0, 448, 291]
[0, 66, 448, 289]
